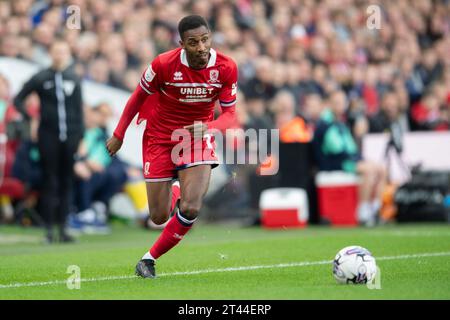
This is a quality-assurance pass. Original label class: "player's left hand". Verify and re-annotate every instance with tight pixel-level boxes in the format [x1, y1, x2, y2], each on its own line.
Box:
[106, 135, 123, 156]
[184, 122, 208, 138]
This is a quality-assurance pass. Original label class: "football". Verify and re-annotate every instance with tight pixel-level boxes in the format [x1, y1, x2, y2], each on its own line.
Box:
[332, 246, 377, 284]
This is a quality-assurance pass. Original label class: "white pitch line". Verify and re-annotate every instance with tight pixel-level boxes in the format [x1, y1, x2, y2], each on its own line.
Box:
[1, 251, 449, 289]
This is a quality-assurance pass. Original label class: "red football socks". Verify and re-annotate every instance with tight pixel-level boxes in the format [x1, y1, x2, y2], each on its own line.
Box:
[170, 182, 181, 213]
[149, 211, 195, 259]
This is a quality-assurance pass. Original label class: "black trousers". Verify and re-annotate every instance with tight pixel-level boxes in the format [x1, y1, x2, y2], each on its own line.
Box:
[38, 131, 79, 230]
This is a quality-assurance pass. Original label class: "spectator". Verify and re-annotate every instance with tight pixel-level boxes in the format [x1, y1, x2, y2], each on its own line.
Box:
[71, 104, 127, 233]
[0, 74, 23, 222]
[242, 56, 276, 101]
[313, 90, 387, 226]
[411, 93, 448, 131]
[13, 40, 84, 243]
[245, 96, 274, 133]
[302, 93, 325, 128]
[87, 58, 110, 85]
[369, 89, 410, 134]
[0, 74, 21, 179]
[11, 115, 43, 228]
[272, 90, 312, 143]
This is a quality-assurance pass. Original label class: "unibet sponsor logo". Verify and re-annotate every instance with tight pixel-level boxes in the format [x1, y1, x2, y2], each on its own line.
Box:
[180, 87, 214, 95]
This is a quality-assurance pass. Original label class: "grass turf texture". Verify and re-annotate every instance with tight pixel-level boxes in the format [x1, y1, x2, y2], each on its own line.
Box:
[0, 223, 449, 299]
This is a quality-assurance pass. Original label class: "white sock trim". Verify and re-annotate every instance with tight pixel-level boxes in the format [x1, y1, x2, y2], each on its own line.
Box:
[177, 211, 196, 225]
[142, 252, 155, 261]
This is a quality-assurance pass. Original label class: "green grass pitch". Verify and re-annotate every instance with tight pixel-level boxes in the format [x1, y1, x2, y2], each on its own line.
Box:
[0, 222, 449, 299]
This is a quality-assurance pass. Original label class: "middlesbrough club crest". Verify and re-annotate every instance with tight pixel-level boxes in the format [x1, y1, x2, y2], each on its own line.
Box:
[209, 70, 219, 83]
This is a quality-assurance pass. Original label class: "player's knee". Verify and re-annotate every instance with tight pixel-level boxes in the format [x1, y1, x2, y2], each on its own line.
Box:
[150, 214, 169, 225]
[149, 206, 170, 225]
[179, 200, 201, 219]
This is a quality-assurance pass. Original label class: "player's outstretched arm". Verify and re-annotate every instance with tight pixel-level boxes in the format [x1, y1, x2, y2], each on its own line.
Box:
[107, 58, 160, 156]
[106, 84, 148, 156]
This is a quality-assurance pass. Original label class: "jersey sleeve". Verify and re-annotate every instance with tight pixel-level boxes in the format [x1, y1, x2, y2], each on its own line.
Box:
[139, 56, 161, 95]
[112, 84, 149, 141]
[113, 57, 163, 141]
[218, 60, 238, 108]
[208, 60, 239, 131]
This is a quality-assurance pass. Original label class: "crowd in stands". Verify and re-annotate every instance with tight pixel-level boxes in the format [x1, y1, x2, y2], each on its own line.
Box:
[1, 0, 449, 127]
[1, 0, 450, 231]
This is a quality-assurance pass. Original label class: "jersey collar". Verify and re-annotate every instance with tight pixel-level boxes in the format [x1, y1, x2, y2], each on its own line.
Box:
[180, 48, 217, 68]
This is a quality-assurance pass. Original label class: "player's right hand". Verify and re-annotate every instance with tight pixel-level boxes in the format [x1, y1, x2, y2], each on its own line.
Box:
[106, 136, 123, 157]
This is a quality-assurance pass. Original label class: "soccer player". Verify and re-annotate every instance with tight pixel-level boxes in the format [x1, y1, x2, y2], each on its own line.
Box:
[106, 15, 238, 278]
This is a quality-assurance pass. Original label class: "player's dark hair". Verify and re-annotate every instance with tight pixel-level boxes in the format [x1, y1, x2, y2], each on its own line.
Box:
[178, 15, 210, 39]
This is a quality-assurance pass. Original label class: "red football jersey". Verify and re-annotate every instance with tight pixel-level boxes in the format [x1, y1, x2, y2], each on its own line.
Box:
[137, 47, 238, 143]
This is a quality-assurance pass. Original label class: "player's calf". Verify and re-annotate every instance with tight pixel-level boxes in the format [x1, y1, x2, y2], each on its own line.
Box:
[148, 181, 181, 225]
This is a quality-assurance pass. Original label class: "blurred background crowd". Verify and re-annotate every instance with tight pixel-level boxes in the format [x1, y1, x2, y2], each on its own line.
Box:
[1, 0, 449, 129]
[1, 0, 449, 238]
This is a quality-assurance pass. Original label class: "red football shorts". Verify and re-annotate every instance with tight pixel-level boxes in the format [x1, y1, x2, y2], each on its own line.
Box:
[142, 128, 219, 182]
